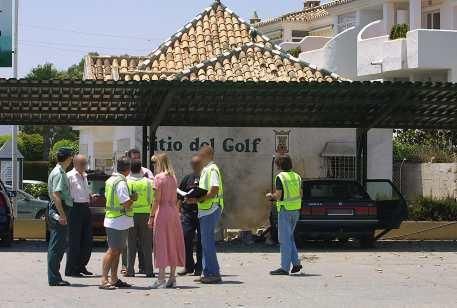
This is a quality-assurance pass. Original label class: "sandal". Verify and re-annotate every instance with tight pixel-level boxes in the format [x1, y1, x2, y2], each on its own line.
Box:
[113, 279, 131, 288]
[99, 282, 116, 290]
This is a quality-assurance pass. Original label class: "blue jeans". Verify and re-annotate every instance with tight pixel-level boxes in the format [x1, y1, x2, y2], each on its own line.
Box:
[199, 207, 221, 277]
[278, 210, 300, 271]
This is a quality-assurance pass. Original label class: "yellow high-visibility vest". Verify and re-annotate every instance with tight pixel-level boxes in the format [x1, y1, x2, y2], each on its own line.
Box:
[275, 171, 302, 211]
[105, 174, 133, 218]
[198, 163, 224, 211]
[127, 177, 154, 214]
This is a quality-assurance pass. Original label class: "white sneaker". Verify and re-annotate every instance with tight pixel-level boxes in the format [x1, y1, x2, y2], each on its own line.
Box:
[151, 280, 166, 289]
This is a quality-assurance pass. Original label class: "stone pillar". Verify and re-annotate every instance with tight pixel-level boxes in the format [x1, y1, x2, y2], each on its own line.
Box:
[409, 0, 422, 30]
[383, 2, 396, 34]
[440, 1, 452, 29]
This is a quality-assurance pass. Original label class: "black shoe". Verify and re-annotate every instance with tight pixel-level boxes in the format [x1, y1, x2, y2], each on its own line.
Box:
[66, 272, 84, 278]
[193, 270, 202, 277]
[146, 273, 155, 278]
[291, 264, 303, 274]
[49, 280, 71, 287]
[270, 268, 289, 276]
[201, 276, 222, 284]
[80, 269, 94, 276]
[178, 269, 192, 276]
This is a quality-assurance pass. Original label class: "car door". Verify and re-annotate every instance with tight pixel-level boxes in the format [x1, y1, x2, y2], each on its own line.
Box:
[16, 191, 33, 219]
[366, 180, 408, 229]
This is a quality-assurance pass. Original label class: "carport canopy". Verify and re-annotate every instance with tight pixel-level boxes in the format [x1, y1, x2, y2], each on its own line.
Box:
[1, 78, 457, 185]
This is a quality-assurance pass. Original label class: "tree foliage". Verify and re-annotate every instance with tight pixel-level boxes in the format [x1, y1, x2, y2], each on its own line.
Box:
[0, 132, 44, 161]
[393, 129, 457, 162]
[49, 139, 79, 167]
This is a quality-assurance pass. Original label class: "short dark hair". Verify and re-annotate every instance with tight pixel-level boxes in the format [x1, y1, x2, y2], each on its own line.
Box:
[130, 159, 142, 174]
[57, 148, 73, 163]
[275, 155, 293, 171]
[117, 157, 131, 173]
[127, 148, 140, 158]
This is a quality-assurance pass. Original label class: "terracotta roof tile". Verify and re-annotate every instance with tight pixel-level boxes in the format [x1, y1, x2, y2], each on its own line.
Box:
[84, 1, 342, 83]
[254, 0, 356, 27]
[176, 43, 339, 83]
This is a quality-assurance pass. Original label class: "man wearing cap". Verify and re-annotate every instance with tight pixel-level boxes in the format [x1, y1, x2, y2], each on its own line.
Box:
[47, 148, 74, 286]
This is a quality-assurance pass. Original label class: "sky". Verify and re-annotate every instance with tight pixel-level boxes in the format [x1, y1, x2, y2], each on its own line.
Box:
[0, 0, 305, 78]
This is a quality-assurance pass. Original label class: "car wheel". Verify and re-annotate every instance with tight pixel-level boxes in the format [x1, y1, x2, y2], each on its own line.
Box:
[1, 226, 13, 247]
[359, 231, 376, 249]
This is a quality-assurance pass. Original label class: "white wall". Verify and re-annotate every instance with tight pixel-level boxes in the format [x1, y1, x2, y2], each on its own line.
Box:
[153, 126, 392, 228]
[300, 26, 360, 80]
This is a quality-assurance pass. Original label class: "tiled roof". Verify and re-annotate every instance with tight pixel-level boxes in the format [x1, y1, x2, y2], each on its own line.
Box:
[84, 0, 341, 83]
[176, 43, 338, 82]
[254, 0, 356, 27]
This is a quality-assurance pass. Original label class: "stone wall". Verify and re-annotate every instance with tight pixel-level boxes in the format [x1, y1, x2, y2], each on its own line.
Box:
[394, 162, 457, 200]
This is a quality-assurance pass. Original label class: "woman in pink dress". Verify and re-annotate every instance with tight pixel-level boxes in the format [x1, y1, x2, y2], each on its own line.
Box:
[148, 153, 185, 289]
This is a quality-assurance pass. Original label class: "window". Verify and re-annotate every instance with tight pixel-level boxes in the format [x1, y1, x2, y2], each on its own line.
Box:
[337, 12, 357, 33]
[303, 182, 370, 200]
[425, 11, 440, 29]
[320, 142, 356, 179]
[291, 30, 308, 42]
[323, 156, 356, 179]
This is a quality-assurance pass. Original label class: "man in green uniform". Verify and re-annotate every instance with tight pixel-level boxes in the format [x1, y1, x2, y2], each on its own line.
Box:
[47, 148, 74, 286]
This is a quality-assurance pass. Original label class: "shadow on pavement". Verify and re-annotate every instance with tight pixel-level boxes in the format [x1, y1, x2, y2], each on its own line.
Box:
[1, 239, 456, 253]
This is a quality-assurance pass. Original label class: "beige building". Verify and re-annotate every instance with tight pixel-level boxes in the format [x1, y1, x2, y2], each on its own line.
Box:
[78, 0, 392, 228]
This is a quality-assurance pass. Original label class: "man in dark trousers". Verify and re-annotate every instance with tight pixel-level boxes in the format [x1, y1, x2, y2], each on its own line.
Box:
[177, 155, 203, 276]
[65, 154, 93, 277]
[47, 148, 74, 286]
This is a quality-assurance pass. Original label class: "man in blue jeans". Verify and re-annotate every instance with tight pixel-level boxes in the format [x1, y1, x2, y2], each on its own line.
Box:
[188, 145, 223, 284]
[266, 155, 303, 275]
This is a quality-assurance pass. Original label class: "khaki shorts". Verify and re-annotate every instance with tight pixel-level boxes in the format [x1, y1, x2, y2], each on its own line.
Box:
[106, 228, 128, 250]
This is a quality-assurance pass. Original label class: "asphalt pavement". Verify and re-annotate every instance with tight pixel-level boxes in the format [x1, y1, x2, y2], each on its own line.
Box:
[1, 240, 456, 308]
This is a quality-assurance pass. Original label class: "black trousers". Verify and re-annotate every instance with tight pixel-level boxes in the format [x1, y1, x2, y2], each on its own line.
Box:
[181, 206, 202, 273]
[65, 203, 92, 275]
[47, 211, 68, 284]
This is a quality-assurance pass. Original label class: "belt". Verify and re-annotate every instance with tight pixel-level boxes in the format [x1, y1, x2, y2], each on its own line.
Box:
[73, 202, 90, 206]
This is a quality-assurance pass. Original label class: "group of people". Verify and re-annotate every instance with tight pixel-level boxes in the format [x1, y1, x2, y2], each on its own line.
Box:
[47, 145, 225, 289]
[47, 143, 303, 289]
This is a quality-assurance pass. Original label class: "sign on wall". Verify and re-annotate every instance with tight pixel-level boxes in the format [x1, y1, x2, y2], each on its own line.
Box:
[0, 0, 12, 67]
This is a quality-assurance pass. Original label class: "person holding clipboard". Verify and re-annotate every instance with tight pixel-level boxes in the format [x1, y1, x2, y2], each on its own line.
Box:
[187, 145, 223, 284]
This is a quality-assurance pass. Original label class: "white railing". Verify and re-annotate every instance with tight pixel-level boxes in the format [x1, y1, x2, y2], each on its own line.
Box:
[358, 20, 386, 40]
[280, 36, 332, 54]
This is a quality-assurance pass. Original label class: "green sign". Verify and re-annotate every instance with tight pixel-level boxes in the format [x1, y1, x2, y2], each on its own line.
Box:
[0, 0, 12, 67]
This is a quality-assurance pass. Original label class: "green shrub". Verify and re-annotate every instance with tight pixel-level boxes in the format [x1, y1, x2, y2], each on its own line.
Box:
[48, 139, 79, 169]
[409, 196, 457, 221]
[393, 139, 456, 162]
[287, 47, 302, 58]
[23, 183, 48, 200]
[389, 24, 409, 40]
[0, 133, 45, 161]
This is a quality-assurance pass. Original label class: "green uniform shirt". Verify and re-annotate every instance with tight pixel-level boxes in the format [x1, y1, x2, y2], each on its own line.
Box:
[48, 164, 73, 207]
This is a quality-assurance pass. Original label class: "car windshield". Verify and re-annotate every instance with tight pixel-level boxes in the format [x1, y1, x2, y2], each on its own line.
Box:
[304, 182, 370, 200]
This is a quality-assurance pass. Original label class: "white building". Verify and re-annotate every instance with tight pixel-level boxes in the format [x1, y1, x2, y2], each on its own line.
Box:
[78, 0, 393, 228]
[255, 0, 457, 82]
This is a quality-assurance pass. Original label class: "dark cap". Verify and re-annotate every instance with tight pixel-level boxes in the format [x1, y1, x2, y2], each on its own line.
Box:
[57, 147, 74, 157]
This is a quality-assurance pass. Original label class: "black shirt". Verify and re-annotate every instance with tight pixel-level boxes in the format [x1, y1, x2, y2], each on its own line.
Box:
[179, 173, 200, 211]
[275, 177, 284, 201]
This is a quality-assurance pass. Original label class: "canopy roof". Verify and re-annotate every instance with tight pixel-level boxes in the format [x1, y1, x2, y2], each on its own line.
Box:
[1, 78, 457, 130]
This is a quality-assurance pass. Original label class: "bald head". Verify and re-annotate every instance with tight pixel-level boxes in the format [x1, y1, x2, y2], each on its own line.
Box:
[73, 154, 88, 173]
[198, 145, 214, 164]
